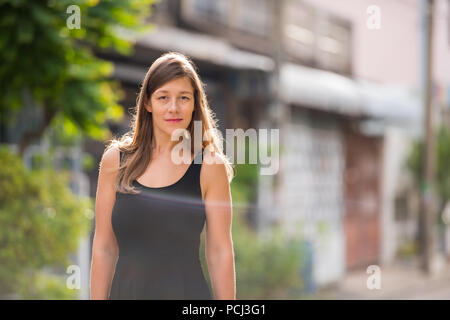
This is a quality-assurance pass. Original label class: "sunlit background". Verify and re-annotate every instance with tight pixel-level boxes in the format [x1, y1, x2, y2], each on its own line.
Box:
[1, 0, 449, 299]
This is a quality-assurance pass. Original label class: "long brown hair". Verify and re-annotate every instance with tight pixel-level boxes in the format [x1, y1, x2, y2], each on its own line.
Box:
[105, 51, 234, 194]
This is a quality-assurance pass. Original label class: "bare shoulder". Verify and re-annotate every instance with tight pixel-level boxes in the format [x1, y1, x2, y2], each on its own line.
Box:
[201, 149, 227, 174]
[200, 149, 229, 198]
[100, 144, 120, 174]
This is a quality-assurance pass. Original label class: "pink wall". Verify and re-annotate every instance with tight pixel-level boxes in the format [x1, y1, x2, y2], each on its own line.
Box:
[433, 0, 450, 86]
[303, 0, 450, 90]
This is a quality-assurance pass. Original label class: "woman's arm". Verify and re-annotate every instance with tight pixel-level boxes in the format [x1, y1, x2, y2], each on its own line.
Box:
[90, 146, 120, 300]
[201, 151, 236, 300]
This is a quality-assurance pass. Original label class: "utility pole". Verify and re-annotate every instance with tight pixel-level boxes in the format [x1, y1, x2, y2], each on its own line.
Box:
[418, 0, 436, 275]
[268, 0, 287, 227]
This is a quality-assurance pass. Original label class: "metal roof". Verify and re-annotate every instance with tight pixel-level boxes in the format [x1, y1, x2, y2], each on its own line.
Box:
[280, 63, 364, 117]
[280, 63, 422, 125]
[136, 25, 274, 72]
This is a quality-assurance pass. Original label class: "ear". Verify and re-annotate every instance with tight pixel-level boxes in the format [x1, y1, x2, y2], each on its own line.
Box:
[142, 94, 152, 113]
[145, 103, 152, 113]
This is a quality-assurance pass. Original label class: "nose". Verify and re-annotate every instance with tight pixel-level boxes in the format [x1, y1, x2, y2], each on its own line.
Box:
[168, 97, 178, 112]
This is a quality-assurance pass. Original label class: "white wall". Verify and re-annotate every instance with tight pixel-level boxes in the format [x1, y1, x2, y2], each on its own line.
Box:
[280, 114, 346, 286]
[380, 126, 414, 265]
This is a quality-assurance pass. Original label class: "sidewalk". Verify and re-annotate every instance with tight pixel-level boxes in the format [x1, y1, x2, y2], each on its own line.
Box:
[309, 257, 450, 300]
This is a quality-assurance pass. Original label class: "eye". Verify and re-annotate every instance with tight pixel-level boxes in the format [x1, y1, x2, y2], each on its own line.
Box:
[181, 96, 190, 101]
[158, 96, 168, 100]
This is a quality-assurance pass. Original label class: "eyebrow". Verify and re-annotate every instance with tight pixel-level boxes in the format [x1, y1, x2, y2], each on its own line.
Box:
[155, 90, 193, 95]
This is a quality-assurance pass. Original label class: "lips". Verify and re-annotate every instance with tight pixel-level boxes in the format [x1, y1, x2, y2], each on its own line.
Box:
[166, 119, 182, 123]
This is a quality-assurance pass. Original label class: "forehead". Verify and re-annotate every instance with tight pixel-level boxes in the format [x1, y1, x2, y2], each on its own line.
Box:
[154, 77, 194, 94]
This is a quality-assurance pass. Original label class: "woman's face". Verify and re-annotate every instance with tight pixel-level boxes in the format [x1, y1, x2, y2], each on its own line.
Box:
[147, 76, 195, 140]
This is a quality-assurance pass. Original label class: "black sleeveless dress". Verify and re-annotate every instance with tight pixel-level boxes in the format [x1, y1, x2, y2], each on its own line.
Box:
[108, 150, 212, 300]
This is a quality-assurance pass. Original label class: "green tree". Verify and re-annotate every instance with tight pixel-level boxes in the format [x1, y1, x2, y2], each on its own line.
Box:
[0, 0, 155, 155]
[407, 125, 450, 221]
[0, 146, 92, 299]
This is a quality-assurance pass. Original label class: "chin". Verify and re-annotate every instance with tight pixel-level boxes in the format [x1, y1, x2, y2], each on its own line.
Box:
[167, 127, 188, 138]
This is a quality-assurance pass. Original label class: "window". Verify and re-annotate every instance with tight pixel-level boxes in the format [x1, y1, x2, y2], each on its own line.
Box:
[182, 0, 230, 26]
[232, 0, 270, 37]
[283, 1, 352, 74]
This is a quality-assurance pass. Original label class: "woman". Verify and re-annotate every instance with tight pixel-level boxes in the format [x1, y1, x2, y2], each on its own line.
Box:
[90, 52, 236, 300]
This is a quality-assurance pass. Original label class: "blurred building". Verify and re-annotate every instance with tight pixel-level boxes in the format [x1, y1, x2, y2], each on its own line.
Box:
[83, 0, 450, 292]
[306, 0, 450, 276]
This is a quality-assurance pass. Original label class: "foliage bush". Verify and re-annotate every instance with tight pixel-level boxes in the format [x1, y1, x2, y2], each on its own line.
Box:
[0, 146, 92, 299]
